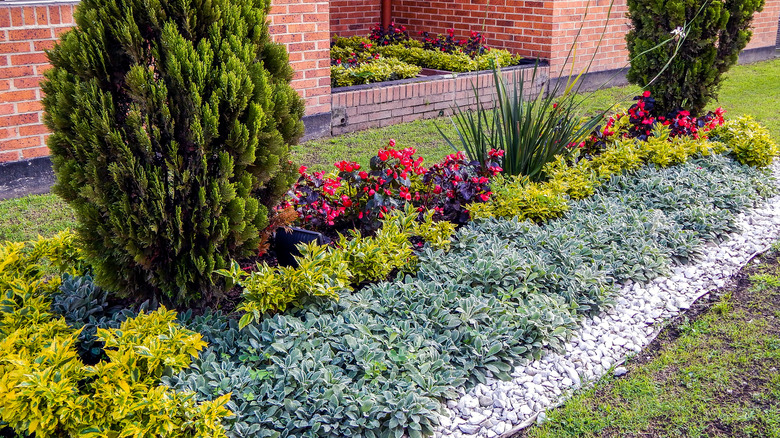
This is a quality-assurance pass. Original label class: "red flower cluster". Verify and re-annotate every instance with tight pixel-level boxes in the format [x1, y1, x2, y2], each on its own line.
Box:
[419, 29, 489, 58]
[581, 91, 726, 158]
[369, 22, 409, 46]
[418, 149, 503, 225]
[286, 141, 505, 233]
[660, 106, 725, 139]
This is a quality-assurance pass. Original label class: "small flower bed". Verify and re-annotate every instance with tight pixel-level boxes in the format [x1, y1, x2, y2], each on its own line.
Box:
[287, 141, 502, 235]
[580, 91, 726, 157]
[330, 24, 526, 87]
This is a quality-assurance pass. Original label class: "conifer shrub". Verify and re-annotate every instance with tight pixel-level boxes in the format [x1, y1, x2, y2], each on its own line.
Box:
[626, 0, 764, 115]
[42, 0, 304, 305]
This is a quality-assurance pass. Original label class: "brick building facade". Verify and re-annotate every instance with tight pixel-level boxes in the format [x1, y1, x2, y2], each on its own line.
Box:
[0, 0, 778, 166]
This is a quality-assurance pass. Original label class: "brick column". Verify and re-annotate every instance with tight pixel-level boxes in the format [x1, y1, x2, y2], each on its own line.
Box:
[269, 0, 332, 118]
[0, 0, 333, 164]
[0, 3, 76, 163]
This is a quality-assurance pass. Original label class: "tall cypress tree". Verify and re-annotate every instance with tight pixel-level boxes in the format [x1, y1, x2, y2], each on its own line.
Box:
[626, 0, 764, 115]
[42, 0, 304, 305]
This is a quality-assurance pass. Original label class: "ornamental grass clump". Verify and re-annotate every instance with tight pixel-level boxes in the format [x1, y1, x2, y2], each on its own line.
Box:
[440, 61, 606, 181]
[42, 0, 304, 305]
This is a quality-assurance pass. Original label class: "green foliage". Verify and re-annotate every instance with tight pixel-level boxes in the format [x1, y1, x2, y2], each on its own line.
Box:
[332, 36, 523, 73]
[474, 128, 739, 221]
[42, 0, 304, 305]
[412, 209, 458, 251]
[543, 157, 600, 200]
[334, 211, 417, 284]
[626, 0, 765, 114]
[470, 175, 570, 222]
[166, 276, 577, 438]
[222, 208, 448, 326]
[331, 57, 421, 87]
[0, 239, 230, 437]
[166, 151, 774, 438]
[219, 243, 350, 328]
[711, 116, 779, 167]
[639, 125, 726, 167]
[441, 66, 604, 180]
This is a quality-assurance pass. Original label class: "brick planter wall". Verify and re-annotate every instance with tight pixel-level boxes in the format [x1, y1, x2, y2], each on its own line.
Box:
[331, 64, 547, 136]
[0, 0, 332, 164]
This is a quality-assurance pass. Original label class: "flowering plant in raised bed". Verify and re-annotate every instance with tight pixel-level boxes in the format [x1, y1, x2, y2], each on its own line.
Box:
[369, 22, 410, 46]
[420, 29, 490, 58]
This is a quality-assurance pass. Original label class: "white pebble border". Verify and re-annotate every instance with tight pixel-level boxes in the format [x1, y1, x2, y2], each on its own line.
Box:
[435, 161, 780, 438]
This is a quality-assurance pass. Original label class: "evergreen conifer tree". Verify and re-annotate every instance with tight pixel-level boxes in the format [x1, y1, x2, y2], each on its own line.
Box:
[42, 0, 304, 305]
[626, 0, 764, 115]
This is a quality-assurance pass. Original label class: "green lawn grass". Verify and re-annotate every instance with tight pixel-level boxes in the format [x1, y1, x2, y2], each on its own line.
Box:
[0, 193, 76, 242]
[520, 246, 780, 438]
[2, 58, 779, 241]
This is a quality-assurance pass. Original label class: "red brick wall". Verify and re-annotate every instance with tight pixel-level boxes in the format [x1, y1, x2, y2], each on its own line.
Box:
[332, 65, 547, 135]
[392, 0, 553, 59]
[750, 0, 780, 50]
[0, 3, 75, 163]
[548, 0, 631, 77]
[0, 0, 332, 164]
[269, 0, 331, 116]
[387, 0, 779, 76]
[330, 0, 381, 37]
[547, 0, 780, 77]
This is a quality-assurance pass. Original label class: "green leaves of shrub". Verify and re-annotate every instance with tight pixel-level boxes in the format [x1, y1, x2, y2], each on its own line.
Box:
[222, 208, 443, 326]
[44, 0, 304, 305]
[167, 152, 773, 438]
[710, 116, 779, 168]
[331, 57, 421, 87]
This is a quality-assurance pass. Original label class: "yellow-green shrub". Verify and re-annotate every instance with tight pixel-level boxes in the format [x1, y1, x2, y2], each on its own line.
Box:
[0, 237, 230, 438]
[587, 137, 646, 179]
[221, 243, 351, 327]
[472, 128, 735, 222]
[336, 211, 418, 284]
[331, 57, 421, 87]
[711, 116, 779, 167]
[226, 208, 455, 327]
[542, 157, 600, 200]
[1, 232, 86, 336]
[639, 125, 726, 167]
[470, 175, 569, 222]
[412, 209, 458, 251]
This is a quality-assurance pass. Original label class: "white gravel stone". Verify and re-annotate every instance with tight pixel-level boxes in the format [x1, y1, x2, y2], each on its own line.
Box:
[436, 161, 780, 438]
